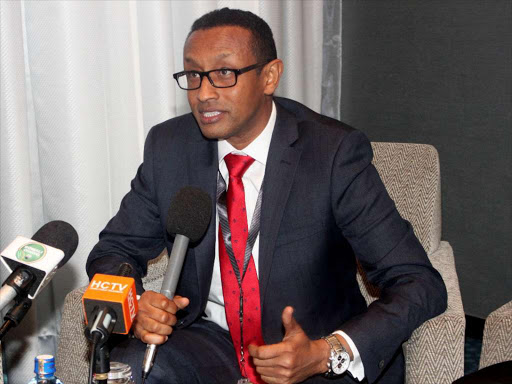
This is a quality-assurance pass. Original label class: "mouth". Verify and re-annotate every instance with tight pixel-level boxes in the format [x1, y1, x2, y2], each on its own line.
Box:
[198, 110, 225, 125]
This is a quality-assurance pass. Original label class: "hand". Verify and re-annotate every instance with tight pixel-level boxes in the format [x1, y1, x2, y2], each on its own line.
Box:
[132, 290, 189, 345]
[248, 306, 331, 384]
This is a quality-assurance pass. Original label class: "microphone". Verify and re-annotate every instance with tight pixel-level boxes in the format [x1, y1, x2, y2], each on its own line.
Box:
[141, 186, 212, 384]
[83, 263, 138, 384]
[83, 263, 138, 341]
[0, 221, 79, 311]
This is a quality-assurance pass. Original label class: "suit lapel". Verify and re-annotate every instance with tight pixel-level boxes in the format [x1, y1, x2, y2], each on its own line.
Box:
[259, 105, 302, 308]
[186, 128, 218, 308]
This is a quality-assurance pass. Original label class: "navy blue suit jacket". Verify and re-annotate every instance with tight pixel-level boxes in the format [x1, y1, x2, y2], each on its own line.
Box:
[87, 97, 447, 383]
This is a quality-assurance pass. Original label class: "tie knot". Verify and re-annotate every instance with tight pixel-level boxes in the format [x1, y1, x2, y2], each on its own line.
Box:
[224, 153, 255, 179]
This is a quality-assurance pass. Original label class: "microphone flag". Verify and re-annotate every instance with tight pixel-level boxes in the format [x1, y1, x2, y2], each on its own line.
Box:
[1, 236, 65, 299]
[82, 273, 138, 334]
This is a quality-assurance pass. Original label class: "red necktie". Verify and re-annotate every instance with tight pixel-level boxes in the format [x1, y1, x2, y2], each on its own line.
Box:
[219, 153, 264, 383]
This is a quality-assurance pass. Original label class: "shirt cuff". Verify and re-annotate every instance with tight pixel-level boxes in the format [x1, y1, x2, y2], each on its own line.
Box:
[332, 330, 365, 381]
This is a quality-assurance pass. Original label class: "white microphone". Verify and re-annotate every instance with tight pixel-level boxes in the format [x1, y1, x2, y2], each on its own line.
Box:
[0, 221, 79, 311]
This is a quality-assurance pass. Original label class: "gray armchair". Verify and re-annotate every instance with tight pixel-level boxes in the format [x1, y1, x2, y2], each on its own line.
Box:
[56, 142, 465, 383]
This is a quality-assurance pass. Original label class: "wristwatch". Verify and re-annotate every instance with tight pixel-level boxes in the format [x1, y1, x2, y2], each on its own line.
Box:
[322, 334, 351, 377]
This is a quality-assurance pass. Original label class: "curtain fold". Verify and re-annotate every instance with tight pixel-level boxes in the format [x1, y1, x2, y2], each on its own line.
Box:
[0, 1, 325, 383]
[321, 0, 343, 120]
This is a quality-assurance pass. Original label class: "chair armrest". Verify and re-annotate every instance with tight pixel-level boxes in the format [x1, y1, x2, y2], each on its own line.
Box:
[141, 250, 168, 292]
[479, 300, 512, 369]
[404, 241, 465, 384]
[56, 286, 89, 384]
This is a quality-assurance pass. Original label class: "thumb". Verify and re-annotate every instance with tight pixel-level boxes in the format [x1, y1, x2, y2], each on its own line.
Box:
[173, 295, 190, 310]
[282, 306, 302, 337]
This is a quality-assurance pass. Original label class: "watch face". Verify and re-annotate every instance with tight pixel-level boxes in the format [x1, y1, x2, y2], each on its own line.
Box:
[332, 351, 350, 375]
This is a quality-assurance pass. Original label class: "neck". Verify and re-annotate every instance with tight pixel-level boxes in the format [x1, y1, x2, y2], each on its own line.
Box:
[227, 98, 273, 150]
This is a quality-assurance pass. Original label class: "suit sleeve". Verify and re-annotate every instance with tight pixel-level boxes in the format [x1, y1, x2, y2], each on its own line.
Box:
[330, 130, 447, 382]
[86, 126, 166, 294]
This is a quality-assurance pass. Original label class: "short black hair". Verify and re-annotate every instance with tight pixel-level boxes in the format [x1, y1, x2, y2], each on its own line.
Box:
[188, 8, 277, 63]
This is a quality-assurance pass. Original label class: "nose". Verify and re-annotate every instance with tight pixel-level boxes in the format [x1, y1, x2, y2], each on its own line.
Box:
[196, 75, 218, 102]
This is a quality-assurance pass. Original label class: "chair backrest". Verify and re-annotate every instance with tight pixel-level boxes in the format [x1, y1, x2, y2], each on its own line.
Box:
[357, 142, 442, 304]
[371, 142, 441, 254]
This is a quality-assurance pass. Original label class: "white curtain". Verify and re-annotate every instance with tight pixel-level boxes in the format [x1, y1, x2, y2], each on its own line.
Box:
[0, 1, 324, 382]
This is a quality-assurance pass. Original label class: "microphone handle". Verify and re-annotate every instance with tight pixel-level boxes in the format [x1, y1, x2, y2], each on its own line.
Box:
[0, 297, 32, 340]
[142, 234, 190, 382]
[0, 285, 17, 312]
[160, 234, 190, 300]
[0, 267, 36, 311]
[117, 262, 134, 278]
[0, 319, 14, 341]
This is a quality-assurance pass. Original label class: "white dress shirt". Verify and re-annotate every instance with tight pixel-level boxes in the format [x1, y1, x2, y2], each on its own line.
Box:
[203, 101, 364, 380]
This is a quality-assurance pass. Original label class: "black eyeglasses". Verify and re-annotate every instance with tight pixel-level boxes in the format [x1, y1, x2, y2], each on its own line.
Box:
[172, 61, 270, 90]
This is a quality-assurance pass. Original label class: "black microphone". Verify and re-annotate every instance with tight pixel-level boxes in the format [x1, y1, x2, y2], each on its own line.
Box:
[141, 186, 212, 383]
[161, 186, 212, 298]
[84, 263, 138, 384]
[83, 263, 138, 343]
[0, 221, 79, 311]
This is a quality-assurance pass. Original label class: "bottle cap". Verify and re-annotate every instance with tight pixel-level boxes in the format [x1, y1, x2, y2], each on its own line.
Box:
[34, 354, 56, 375]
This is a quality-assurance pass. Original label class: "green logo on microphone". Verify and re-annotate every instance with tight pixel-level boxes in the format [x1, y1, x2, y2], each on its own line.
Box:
[16, 243, 46, 263]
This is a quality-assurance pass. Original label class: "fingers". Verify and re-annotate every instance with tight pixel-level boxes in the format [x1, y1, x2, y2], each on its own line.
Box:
[139, 291, 188, 313]
[260, 373, 291, 384]
[250, 307, 303, 362]
[251, 348, 299, 384]
[250, 307, 319, 383]
[133, 291, 189, 344]
[134, 311, 173, 337]
[249, 343, 288, 361]
[136, 328, 169, 345]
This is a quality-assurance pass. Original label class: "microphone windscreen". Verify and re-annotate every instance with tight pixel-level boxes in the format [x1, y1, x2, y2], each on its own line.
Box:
[32, 221, 79, 268]
[166, 187, 212, 242]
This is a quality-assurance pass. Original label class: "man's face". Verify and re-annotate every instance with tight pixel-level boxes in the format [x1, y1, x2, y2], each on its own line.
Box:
[183, 26, 273, 149]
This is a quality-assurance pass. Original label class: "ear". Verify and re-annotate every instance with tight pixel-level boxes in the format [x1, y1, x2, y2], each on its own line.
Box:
[263, 59, 284, 95]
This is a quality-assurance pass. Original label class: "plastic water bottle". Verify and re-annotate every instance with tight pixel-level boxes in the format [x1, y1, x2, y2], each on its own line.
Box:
[93, 362, 134, 384]
[27, 355, 63, 384]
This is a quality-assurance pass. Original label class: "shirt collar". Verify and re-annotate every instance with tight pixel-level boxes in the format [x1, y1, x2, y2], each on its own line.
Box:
[217, 101, 276, 166]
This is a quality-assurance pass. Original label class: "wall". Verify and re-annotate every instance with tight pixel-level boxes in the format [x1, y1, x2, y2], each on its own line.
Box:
[340, 0, 511, 318]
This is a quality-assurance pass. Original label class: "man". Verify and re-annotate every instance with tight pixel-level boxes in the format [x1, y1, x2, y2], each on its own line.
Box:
[87, 8, 447, 384]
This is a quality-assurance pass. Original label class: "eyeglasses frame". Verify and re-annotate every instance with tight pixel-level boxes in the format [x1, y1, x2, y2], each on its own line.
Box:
[172, 61, 271, 90]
